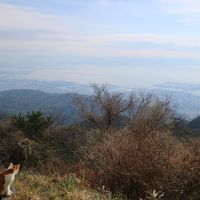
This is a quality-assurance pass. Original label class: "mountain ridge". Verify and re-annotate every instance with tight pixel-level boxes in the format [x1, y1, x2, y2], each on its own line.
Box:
[0, 88, 200, 120]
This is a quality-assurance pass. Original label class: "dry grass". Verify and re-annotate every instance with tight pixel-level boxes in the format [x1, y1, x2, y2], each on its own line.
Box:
[10, 171, 124, 200]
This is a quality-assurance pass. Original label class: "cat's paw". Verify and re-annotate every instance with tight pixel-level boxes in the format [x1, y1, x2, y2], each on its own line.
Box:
[9, 190, 13, 195]
[6, 192, 12, 197]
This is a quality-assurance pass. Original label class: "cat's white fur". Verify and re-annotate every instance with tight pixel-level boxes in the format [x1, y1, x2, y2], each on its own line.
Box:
[4, 163, 17, 196]
[7, 163, 13, 170]
[4, 174, 14, 196]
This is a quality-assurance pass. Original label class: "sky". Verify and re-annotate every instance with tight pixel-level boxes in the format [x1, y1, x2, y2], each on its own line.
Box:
[1, 0, 200, 88]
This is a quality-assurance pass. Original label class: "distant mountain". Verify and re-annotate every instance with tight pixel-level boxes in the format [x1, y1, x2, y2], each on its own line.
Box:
[0, 80, 200, 121]
[0, 89, 82, 124]
[188, 116, 200, 130]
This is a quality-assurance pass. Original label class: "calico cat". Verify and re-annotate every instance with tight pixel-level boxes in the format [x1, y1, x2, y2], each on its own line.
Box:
[0, 163, 20, 197]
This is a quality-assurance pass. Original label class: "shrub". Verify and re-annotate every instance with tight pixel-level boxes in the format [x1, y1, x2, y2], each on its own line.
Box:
[85, 129, 200, 199]
[0, 121, 24, 166]
[127, 92, 174, 135]
[11, 138, 49, 168]
[0, 120, 66, 172]
[12, 110, 53, 139]
[47, 125, 89, 162]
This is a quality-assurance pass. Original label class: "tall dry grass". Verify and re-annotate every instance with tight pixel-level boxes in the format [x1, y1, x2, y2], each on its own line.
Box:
[11, 171, 124, 200]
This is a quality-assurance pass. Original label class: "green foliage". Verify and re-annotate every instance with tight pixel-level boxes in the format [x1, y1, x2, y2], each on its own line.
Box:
[12, 110, 53, 139]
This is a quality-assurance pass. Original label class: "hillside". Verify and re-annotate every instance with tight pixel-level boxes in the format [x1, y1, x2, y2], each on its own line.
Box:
[188, 116, 200, 130]
[1, 89, 200, 121]
[1, 85, 200, 199]
[0, 89, 81, 124]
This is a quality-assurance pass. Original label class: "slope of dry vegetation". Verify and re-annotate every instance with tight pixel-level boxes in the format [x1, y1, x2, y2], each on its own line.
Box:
[85, 129, 200, 199]
[12, 171, 123, 200]
[1, 85, 200, 200]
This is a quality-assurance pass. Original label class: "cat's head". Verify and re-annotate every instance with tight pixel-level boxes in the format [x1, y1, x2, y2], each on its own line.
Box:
[8, 163, 20, 174]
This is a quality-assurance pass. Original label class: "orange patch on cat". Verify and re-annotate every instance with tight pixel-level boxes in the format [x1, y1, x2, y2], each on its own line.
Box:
[0, 163, 20, 195]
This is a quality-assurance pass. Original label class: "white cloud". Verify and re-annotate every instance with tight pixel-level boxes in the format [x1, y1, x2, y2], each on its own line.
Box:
[157, 0, 200, 23]
[1, 34, 200, 59]
[0, 3, 70, 32]
[160, 0, 200, 13]
[89, 34, 200, 47]
[98, 0, 109, 6]
[0, 2, 200, 60]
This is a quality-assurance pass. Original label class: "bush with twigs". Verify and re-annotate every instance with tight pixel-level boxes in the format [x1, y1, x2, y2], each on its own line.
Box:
[73, 85, 200, 199]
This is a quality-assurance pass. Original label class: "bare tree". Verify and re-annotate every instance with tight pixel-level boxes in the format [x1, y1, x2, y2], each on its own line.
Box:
[128, 92, 175, 134]
[73, 84, 134, 130]
[73, 84, 175, 135]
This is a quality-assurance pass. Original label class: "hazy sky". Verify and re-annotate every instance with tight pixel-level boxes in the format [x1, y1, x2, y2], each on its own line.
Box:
[1, 0, 200, 88]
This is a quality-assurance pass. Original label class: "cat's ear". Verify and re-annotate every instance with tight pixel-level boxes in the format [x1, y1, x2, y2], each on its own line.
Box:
[8, 163, 13, 169]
